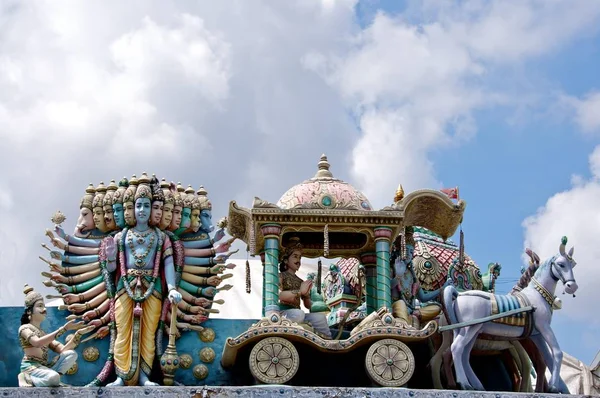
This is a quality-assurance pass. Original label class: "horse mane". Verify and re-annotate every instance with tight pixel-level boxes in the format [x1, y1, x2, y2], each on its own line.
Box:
[510, 248, 541, 294]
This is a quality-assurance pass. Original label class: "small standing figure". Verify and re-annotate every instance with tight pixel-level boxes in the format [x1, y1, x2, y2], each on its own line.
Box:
[18, 284, 91, 387]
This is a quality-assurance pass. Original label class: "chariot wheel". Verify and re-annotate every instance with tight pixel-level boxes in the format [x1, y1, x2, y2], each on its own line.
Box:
[249, 337, 300, 384]
[365, 338, 415, 387]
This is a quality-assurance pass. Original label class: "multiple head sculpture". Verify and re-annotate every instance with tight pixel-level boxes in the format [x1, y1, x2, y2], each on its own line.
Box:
[24, 172, 236, 387]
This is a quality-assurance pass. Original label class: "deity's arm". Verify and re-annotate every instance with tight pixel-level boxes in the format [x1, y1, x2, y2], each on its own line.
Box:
[60, 253, 99, 265]
[87, 311, 111, 328]
[50, 261, 100, 276]
[177, 300, 210, 315]
[65, 245, 99, 255]
[60, 275, 104, 294]
[184, 247, 215, 257]
[61, 282, 106, 304]
[178, 289, 211, 307]
[55, 226, 101, 248]
[178, 280, 216, 297]
[81, 298, 110, 322]
[105, 235, 119, 273]
[168, 307, 207, 324]
[183, 255, 223, 266]
[66, 291, 108, 313]
[50, 268, 102, 285]
[181, 272, 223, 287]
[417, 287, 441, 303]
[181, 238, 213, 249]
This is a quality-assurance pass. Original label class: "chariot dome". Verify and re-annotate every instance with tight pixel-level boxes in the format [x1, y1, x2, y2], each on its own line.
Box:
[276, 154, 373, 211]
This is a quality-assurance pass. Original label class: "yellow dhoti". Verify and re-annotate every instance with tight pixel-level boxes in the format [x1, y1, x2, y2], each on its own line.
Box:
[114, 289, 162, 385]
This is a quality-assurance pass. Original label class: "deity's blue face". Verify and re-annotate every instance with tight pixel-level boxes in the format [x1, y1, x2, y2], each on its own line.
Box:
[180, 207, 191, 229]
[113, 203, 125, 228]
[135, 198, 151, 224]
[200, 210, 214, 233]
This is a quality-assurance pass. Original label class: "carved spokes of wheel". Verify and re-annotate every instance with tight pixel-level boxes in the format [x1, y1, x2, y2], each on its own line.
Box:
[249, 337, 300, 384]
[365, 339, 415, 387]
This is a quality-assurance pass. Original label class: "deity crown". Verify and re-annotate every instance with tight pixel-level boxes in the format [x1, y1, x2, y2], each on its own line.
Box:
[23, 284, 43, 308]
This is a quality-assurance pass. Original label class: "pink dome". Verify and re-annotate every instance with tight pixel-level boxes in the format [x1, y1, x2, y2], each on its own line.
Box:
[276, 155, 373, 211]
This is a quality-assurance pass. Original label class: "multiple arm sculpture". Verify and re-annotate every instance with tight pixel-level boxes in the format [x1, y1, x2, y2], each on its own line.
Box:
[35, 173, 236, 387]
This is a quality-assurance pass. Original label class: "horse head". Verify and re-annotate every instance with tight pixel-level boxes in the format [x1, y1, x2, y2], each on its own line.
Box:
[553, 236, 578, 295]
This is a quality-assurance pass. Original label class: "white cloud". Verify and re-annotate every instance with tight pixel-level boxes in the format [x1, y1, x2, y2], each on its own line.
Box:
[522, 145, 600, 324]
[590, 146, 600, 180]
[1, 0, 600, 308]
[571, 92, 600, 134]
[306, 1, 600, 208]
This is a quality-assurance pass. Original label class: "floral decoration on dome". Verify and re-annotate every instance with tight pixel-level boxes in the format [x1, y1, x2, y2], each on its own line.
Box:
[276, 154, 373, 211]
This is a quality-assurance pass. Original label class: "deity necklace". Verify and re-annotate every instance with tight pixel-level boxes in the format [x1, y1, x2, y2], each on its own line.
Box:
[127, 228, 156, 267]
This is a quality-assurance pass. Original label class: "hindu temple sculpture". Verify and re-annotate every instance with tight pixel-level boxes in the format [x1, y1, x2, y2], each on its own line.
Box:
[18, 285, 94, 387]
[442, 236, 578, 393]
[37, 172, 236, 387]
[277, 237, 332, 339]
[390, 227, 449, 327]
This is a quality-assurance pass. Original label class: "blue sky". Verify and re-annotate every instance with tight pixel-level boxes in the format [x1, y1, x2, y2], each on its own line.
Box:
[0, 0, 599, 369]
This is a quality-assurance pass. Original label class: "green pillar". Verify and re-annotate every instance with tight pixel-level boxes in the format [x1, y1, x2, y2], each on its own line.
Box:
[374, 227, 393, 310]
[361, 252, 378, 314]
[261, 224, 282, 316]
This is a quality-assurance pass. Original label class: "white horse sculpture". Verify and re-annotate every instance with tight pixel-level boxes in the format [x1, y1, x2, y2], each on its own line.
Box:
[442, 236, 578, 393]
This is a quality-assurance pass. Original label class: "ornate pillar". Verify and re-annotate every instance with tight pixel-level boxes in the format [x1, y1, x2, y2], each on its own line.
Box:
[261, 224, 282, 316]
[374, 227, 393, 310]
[360, 252, 378, 314]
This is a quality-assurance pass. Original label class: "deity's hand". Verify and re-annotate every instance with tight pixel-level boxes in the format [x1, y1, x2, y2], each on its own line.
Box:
[190, 315, 208, 324]
[214, 237, 236, 253]
[88, 318, 103, 328]
[210, 264, 226, 274]
[96, 326, 110, 339]
[50, 251, 64, 261]
[168, 289, 182, 304]
[54, 225, 67, 240]
[300, 280, 313, 297]
[207, 276, 221, 287]
[203, 287, 216, 297]
[55, 283, 69, 294]
[213, 228, 225, 243]
[48, 236, 67, 250]
[194, 297, 211, 307]
[105, 238, 117, 262]
[48, 262, 63, 274]
[214, 256, 226, 265]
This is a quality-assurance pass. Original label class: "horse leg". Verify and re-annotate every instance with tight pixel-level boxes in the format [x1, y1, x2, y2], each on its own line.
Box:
[443, 347, 456, 389]
[512, 341, 532, 392]
[522, 337, 547, 392]
[429, 330, 450, 389]
[531, 330, 568, 393]
[450, 325, 482, 390]
[462, 332, 485, 391]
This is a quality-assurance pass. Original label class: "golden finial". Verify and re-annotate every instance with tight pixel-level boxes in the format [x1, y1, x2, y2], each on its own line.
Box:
[314, 154, 333, 179]
[138, 172, 150, 185]
[394, 184, 404, 202]
[50, 210, 66, 226]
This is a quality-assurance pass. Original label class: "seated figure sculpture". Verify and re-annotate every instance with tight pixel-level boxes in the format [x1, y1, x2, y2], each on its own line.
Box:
[18, 285, 92, 387]
[390, 230, 449, 327]
[278, 237, 332, 339]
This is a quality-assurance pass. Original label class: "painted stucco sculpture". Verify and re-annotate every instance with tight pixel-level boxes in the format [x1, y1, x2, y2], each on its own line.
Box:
[39, 173, 236, 387]
[441, 236, 578, 393]
[18, 285, 93, 387]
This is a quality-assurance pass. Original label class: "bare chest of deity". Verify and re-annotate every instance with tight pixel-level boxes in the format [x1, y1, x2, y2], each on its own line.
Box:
[124, 228, 159, 270]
